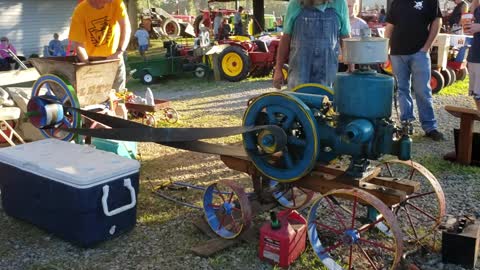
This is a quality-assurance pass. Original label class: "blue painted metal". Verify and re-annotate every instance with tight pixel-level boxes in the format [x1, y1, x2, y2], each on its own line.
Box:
[244, 70, 411, 180]
[243, 92, 319, 182]
[203, 184, 240, 239]
[343, 119, 374, 144]
[344, 229, 360, 245]
[335, 71, 394, 119]
[30, 74, 81, 141]
[291, 83, 334, 101]
[454, 37, 473, 63]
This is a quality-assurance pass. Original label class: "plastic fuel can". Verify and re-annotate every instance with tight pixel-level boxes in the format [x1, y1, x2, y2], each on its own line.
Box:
[259, 209, 307, 268]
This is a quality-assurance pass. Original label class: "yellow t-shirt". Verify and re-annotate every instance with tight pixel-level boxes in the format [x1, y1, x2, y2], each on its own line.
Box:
[68, 0, 126, 57]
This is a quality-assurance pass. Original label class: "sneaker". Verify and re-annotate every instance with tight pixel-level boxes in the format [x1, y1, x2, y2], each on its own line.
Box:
[425, 130, 444, 141]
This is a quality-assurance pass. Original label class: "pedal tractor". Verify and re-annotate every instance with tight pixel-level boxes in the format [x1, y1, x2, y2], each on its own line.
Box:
[215, 35, 281, 82]
[204, 34, 445, 270]
[447, 34, 473, 82]
[129, 40, 209, 85]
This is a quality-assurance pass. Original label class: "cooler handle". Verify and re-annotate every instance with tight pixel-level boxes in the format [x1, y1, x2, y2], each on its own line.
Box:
[102, 178, 136, 217]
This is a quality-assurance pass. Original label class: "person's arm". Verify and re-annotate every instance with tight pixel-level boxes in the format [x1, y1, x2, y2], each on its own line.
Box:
[421, 17, 441, 52]
[273, 34, 291, 89]
[8, 44, 16, 55]
[72, 41, 89, 63]
[108, 14, 131, 60]
[464, 0, 480, 34]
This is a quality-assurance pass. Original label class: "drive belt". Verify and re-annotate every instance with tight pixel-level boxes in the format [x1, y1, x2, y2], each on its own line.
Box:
[55, 107, 286, 158]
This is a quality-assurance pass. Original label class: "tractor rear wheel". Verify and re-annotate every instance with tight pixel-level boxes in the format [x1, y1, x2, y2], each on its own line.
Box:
[431, 70, 444, 94]
[194, 15, 205, 35]
[162, 19, 180, 37]
[447, 67, 456, 83]
[441, 69, 452, 87]
[456, 68, 467, 81]
[218, 46, 251, 82]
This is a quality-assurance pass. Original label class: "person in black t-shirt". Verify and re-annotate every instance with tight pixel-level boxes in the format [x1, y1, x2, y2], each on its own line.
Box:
[385, 0, 445, 141]
[448, 0, 468, 27]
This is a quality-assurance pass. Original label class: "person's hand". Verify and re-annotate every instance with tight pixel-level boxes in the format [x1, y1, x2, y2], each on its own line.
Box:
[464, 23, 480, 35]
[347, 64, 355, 72]
[107, 51, 123, 60]
[419, 46, 430, 53]
[273, 68, 284, 89]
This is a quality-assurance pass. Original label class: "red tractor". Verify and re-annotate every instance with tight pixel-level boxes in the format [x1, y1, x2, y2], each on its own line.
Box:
[193, 8, 238, 36]
[214, 36, 281, 82]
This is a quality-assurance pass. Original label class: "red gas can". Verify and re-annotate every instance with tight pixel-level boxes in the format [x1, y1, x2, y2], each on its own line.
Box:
[258, 209, 307, 268]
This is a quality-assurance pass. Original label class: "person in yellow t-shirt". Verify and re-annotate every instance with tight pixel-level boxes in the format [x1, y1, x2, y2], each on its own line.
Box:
[69, 0, 131, 91]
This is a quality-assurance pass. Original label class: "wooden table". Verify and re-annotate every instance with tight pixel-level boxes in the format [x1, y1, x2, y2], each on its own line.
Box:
[444, 105, 480, 165]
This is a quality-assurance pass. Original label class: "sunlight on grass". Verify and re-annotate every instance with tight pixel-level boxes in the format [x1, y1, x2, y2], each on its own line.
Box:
[436, 76, 469, 96]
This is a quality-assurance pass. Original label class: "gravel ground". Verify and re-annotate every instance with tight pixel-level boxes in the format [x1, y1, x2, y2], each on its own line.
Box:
[0, 77, 479, 270]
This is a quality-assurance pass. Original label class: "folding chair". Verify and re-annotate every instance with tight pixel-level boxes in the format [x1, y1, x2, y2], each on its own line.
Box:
[0, 107, 25, 146]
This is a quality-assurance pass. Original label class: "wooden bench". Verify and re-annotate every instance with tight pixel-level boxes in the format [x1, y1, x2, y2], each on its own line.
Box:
[444, 105, 480, 165]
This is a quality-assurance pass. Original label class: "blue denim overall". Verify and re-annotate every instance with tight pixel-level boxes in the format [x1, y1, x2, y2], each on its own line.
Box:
[288, 7, 340, 89]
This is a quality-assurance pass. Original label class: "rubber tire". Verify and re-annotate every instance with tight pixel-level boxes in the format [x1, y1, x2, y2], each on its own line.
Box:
[194, 65, 207, 78]
[447, 67, 456, 84]
[141, 71, 154, 85]
[162, 19, 180, 37]
[431, 69, 444, 94]
[456, 68, 467, 81]
[218, 46, 251, 82]
[441, 69, 452, 87]
[193, 15, 204, 35]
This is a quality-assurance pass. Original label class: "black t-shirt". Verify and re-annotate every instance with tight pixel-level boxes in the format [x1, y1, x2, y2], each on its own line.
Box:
[449, 1, 467, 26]
[387, 0, 442, 55]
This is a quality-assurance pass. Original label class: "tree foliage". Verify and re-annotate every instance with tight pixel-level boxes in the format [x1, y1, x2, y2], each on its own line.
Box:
[134, 0, 289, 17]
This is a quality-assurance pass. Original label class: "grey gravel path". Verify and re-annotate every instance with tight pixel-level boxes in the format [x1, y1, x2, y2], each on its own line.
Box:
[1, 78, 479, 270]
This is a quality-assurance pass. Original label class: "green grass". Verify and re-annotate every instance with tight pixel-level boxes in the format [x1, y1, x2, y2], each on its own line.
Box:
[415, 155, 480, 176]
[436, 76, 469, 96]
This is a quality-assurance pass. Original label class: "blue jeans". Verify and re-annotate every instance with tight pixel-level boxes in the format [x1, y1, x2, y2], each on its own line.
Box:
[390, 51, 438, 133]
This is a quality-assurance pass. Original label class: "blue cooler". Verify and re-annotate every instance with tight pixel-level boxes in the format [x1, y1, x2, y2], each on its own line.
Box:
[0, 139, 140, 247]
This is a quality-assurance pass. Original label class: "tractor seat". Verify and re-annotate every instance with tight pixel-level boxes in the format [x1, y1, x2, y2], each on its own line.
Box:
[254, 40, 269, 53]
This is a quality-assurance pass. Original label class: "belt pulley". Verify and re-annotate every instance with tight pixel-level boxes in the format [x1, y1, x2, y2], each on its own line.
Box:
[27, 98, 288, 158]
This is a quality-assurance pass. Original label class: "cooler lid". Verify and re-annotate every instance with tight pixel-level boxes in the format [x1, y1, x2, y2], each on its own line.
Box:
[0, 139, 140, 188]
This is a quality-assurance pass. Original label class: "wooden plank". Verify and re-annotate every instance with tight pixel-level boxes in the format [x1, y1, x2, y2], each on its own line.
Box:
[191, 237, 241, 257]
[0, 68, 39, 87]
[220, 155, 251, 173]
[445, 105, 480, 121]
[367, 176, 420, 194]
[296, 172, 406, 206]
[458, 114, 475, 165]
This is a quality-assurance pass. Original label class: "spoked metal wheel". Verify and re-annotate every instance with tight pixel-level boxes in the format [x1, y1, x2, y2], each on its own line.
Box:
[243, 92, 319, 182]
[203, 180, 252, 239]
[308, 188, 403, 270]
[30, 74, 81, 141]
[270, 180, 314, 209]
[145, 114, 156, 127]
[375, 159, 445, 245]
[163, 107, 179, 123]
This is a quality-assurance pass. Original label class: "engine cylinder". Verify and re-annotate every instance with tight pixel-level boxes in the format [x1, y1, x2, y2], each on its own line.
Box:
[334, 71, 394, 119]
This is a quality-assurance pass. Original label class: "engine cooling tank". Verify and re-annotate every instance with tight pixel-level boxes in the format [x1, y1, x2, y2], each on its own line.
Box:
[334, 71, 394, 119]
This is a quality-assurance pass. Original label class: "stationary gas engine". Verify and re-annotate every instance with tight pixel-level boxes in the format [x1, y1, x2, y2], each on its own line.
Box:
[243, 34, 412, 182]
